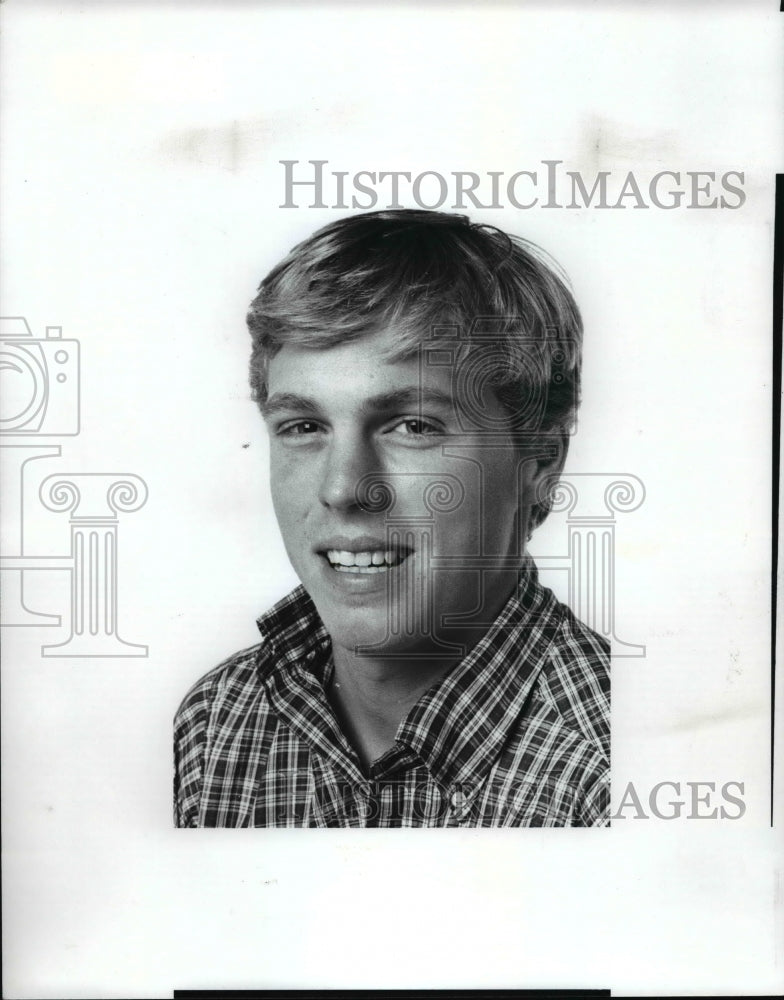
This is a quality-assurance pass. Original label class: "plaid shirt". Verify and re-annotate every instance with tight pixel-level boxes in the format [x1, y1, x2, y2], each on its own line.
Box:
[174, 557, 610, 827]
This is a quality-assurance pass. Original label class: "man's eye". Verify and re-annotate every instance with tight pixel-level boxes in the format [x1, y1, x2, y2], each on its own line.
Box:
[278, 420, 322, 437]
[389, 418, 442, 437]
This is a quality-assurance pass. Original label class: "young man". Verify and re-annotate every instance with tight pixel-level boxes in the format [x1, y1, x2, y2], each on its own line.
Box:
[174, 209, 610, 827]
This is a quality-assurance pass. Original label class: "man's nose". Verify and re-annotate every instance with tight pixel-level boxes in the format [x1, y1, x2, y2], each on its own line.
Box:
[317, 434, 380, 512]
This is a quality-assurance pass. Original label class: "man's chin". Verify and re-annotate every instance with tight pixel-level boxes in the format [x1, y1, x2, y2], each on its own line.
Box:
[299, 560, 458, 659]
[316, 608, 399, 657]
[305, 600, 423, 658]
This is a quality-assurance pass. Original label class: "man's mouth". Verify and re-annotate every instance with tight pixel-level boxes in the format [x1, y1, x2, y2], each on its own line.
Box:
[324, 548, 410, 574]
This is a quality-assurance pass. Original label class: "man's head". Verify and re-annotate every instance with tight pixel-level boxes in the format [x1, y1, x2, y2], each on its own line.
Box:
[248, 210, 583, 657]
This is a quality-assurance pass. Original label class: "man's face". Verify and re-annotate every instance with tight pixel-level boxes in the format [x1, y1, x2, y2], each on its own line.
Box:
[264, 326, 548, 659]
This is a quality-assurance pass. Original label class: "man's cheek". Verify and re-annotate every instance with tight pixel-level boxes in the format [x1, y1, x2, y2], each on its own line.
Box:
[270, 459, 310, 546]
[431, 503, 481, 559]
[270, 451, 311, 503]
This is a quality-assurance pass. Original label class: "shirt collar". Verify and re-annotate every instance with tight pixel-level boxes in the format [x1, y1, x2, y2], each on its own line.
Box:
[394, 557, 562, 790]
[256, 584, 330, 673]
[255, 556, 563, 791]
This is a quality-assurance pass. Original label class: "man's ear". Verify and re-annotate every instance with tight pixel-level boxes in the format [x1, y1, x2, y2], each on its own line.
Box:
[520, 432, 569, 539]
[529, 432, 569, 496]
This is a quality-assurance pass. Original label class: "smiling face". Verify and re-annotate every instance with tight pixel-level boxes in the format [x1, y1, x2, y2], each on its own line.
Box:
[263, 326, 552, 660]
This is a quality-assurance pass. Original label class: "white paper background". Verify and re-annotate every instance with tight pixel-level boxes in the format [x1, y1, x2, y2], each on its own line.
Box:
[2, 1, 782, 997]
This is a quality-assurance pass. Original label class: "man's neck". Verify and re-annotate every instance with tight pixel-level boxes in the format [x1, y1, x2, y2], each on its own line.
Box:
[322, 570, 524, 773]
[327, 646, 457, 773]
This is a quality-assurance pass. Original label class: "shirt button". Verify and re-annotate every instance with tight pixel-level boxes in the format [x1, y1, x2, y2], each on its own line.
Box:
[450, 789, 467, 810]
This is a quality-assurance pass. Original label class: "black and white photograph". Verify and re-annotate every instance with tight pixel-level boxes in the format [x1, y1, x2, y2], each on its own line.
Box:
[174, 208, 612, 829]
[2, 1, 782, 996]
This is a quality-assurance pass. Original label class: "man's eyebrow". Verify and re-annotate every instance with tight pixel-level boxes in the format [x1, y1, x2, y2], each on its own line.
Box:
[361, 387, 455, 413]
[260, 392, 320, 418]
[261, 387, 455, 418]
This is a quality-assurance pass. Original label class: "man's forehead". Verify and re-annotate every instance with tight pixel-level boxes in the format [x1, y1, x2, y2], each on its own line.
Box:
[266, 328, 448, 392]
[265, 323, 501, 381]
[263, 326, 523, 426]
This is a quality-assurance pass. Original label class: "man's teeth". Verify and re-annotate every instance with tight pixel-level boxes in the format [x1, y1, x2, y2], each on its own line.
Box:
[325, 549, 406, 573]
